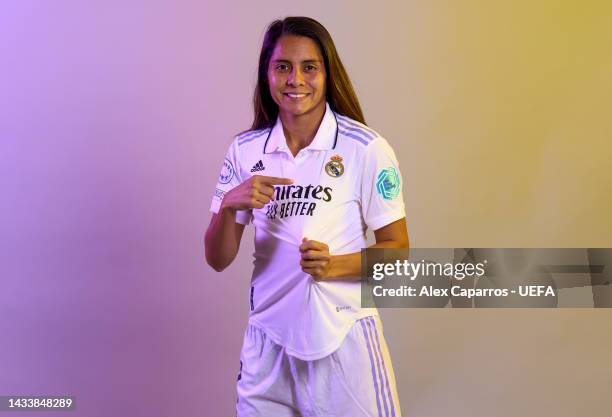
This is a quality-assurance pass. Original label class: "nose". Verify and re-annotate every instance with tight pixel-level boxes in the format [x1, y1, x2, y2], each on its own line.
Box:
[287, 67, 305, 86]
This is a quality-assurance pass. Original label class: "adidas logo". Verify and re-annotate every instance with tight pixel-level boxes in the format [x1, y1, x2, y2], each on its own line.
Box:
[250, 160, 265, 172]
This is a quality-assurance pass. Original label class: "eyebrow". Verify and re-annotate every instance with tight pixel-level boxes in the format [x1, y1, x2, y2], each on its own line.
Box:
[271, 59, 322, 64]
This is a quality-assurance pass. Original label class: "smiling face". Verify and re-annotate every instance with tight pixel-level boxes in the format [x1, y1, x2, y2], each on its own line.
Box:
[267, 35, 327, 120]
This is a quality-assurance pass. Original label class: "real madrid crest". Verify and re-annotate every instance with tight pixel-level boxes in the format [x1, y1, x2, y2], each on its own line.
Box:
[325, 154, 344, 178]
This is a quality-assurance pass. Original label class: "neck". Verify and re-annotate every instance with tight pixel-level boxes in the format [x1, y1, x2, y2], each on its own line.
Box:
[280, 104, 326, 156]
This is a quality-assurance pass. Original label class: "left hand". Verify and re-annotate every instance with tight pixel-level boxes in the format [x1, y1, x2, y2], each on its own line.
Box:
[299, 238, 332, 281]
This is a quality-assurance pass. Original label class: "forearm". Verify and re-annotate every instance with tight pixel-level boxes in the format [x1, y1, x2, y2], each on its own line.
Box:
[204, 206, 242, 272]
[329, 240, 408, 281]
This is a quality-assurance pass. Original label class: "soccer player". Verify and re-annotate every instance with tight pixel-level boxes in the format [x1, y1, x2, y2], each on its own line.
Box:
[205, 16, 408, 417]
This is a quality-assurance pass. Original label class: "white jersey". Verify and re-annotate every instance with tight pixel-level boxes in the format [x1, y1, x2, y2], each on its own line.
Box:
[210, 102, 406, 360]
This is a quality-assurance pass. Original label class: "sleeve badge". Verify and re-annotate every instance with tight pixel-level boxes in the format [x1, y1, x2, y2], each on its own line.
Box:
[219, 158, 235, 184]
[376, 166, 400, 200]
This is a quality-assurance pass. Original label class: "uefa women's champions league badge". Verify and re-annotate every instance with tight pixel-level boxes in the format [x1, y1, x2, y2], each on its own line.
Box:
[219, 158, 234, 184]
[325, 154, 344, 178]
[376, 166, 400, 200]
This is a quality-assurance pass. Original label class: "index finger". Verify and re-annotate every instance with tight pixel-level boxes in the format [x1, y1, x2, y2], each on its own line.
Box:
[258, 176, 294, 185]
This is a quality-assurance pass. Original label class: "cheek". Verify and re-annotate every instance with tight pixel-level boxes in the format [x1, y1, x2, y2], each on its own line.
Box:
[268, 81, 282, 101]
[313, 76, 326, 95]
[267, 72, 280, 90]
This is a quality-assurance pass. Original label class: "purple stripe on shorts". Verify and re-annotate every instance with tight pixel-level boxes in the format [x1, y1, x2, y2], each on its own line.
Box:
[366, 318, 390, 417]
[360, 319, 383, 417]
[369, 317, 397, 417]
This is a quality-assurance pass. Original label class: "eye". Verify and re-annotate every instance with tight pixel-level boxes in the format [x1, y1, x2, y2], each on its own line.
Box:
[275, 63, 290, 72]
[304, 64, 317, 72]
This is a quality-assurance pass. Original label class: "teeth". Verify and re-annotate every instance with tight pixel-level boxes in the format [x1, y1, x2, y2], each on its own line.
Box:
[287, 93, 307, 98]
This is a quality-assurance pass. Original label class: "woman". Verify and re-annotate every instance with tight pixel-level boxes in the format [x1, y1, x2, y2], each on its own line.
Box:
[206, 16, 408, 417]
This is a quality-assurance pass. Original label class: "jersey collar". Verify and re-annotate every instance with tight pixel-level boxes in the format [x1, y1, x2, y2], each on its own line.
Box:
[263, 102, 338, 154]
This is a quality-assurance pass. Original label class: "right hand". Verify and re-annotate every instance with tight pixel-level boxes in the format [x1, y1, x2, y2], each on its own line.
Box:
[221, 175, 294, 211]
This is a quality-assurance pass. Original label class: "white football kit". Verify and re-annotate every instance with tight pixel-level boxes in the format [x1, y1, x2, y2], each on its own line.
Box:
[211, 102, 405, 416]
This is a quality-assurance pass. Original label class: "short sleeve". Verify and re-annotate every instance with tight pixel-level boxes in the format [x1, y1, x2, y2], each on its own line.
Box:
[209, 139, 252, 225]
[360, 136, 406, 230]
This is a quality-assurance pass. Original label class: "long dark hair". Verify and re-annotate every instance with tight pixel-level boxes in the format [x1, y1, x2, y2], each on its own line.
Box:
[249, 16, 365, 130]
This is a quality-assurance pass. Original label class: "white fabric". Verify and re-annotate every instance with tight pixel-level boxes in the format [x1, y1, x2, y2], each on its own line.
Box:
[210, 102, 406, 360]
[236, 316, 402, 417]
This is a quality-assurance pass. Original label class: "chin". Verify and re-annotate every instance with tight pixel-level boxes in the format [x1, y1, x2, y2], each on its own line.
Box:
[279, 106, 307, 117]
[284, 103, 323, 118]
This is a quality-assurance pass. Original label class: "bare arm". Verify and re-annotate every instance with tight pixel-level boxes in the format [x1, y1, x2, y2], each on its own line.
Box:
[204, 209, 246, 272]
[299, 217, 409, 280]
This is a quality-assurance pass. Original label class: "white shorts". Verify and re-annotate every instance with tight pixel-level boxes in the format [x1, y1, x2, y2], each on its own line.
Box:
[236, 315, 402, 417]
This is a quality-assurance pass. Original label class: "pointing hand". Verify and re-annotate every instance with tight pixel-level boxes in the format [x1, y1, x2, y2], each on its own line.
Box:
[221, 175, 293, 211]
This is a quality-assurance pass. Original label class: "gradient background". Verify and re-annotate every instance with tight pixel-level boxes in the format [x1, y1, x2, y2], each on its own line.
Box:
[1, 1, 611, 416]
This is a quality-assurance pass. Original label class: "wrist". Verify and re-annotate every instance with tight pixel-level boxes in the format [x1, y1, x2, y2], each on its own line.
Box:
[327, 255, 341, 279]
[327, 252, 362, 281]
[219, 198, 237, 214]
[327, 255, 346, 279]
